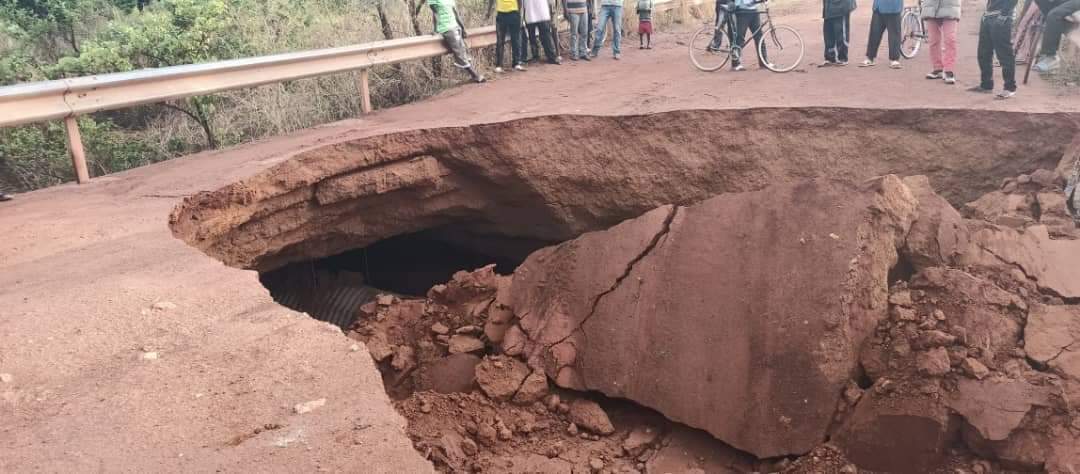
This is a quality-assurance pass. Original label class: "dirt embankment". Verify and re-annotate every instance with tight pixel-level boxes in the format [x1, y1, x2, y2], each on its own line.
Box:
[346, 158, 1079, 472]
[168, 108, 1079, 273]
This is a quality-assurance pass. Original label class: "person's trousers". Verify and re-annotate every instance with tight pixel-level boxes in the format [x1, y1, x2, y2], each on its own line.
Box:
[823, 14, 851, 62]
[925, 18, 959, 71]
[734, 11, 766, 65]
[866, 10, 902, 60]
[495, 11, 523, 67]
[442, 29, 472, 68]
[442, 29, 482, 80]
[977, 14, 1017, 91]
[592, 5, 623, 56]
[521, 24, 535, 60]
[587, 9, 595, 48]
[1040, 0, 1080, 56]
[569, 12, 590, 58]
[526, 21, 559, 62]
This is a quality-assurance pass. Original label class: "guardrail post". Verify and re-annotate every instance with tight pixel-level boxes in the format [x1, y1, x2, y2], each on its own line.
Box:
[63, 116, 91, 184]
[359, 69, 373, 114]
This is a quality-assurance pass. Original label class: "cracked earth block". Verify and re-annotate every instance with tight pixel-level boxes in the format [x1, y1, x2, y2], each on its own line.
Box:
[508, 177, 916, 457]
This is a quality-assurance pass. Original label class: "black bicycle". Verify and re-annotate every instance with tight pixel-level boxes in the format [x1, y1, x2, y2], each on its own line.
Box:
[689, 0, 804, 72]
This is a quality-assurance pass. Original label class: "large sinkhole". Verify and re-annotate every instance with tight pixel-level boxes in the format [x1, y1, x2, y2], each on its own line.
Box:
[169, 107, 1079, 473]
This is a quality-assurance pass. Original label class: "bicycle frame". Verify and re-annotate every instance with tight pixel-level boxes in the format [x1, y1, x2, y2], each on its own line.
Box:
[716, 3, 778, 51]
[904, 0, 928, 40]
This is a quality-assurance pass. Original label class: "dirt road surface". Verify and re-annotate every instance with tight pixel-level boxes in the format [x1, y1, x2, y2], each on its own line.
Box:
[1, 0, 1078, 471]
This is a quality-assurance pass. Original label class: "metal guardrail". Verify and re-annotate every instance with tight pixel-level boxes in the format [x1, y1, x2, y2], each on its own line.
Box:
[0, 0, 692, 184]
[0, 27, 498, 129]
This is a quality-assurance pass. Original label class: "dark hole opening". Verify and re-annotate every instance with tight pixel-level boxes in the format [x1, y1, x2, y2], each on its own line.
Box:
[888, 253, 916, 286]
[258, 225, 553, 328]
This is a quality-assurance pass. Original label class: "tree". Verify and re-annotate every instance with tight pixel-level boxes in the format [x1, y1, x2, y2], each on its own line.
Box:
[45, 0, 243, 148]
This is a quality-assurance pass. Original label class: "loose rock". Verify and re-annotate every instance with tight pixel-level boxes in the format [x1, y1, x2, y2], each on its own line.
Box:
[448, 335, 484, 354]
[293, 398, 327, 414]
[512, 371, 550, 405]
[961, 358, 990, 380]
[366, 335, 394, 362]
[568, 399, 615, 435]
[622, 425, 661, 457]
[589, 458, 604, 472]
[391, 345, 417, 372]
[917, 347, 951, 376]
[475, 357, 531, 401]
[430, 322, 450, 335]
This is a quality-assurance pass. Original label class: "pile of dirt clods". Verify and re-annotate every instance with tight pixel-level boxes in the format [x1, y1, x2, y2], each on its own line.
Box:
[348, 171, 1080, 474]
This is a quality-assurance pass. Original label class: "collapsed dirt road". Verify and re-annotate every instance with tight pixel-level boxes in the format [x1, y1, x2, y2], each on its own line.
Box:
[2, 0, 1080, 471]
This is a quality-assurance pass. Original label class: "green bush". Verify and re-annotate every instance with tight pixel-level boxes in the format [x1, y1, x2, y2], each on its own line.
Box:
[0, 0, 492, 193]
[0, 117, 164, 190]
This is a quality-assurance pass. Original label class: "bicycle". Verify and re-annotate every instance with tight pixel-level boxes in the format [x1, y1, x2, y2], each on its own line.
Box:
[688, 0, 804, 73]
[900, 0, 927, 58]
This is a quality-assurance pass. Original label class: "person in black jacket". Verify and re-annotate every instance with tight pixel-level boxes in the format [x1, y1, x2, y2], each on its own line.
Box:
[822, 0, 856, 66]
[968, 0, 1018, 98]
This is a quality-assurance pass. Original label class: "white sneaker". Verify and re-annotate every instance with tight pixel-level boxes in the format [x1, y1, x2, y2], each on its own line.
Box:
[889, 60, 902, 69]
[995, 89, 1016, 100]
[494, 67, 504, 73]
[733, 64, 746, 71]
[859, 59, 876, 67]
[514, 64, 526, 71]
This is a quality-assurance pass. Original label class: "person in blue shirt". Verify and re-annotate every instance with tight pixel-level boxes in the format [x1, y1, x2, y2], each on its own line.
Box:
[859, 0, 904, 68]
[731, 0, 769, 70]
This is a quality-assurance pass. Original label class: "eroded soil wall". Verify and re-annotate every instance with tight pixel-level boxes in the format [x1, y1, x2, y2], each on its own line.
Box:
[169, 108, 1079, 273]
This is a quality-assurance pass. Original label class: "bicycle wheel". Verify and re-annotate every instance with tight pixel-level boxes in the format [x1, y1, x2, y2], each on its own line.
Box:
[900, 10, 924, 59]
[689, 22, 732, 72]
[759, 25, 804, 73]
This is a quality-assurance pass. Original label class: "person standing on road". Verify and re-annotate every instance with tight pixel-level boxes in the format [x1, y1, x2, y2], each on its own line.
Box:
[638, 0, 655, 49]
[1032, 0, 1080, 72]
[969, 0, 1018, 99]
[565, 0, 591, 60]
[591, 0, 624, 59]
[859, 0, 904, 68]
[922, 0, 961, 83]
[495, 0, 527, 72]
[732, 0, 769, 70]
[822, 0, 856, 66]
[429, 0, 486, 82]
[524, 0, 562, 63]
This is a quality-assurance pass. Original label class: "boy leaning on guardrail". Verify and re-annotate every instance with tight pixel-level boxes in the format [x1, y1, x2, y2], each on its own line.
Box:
[428, 0, 488, 83]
